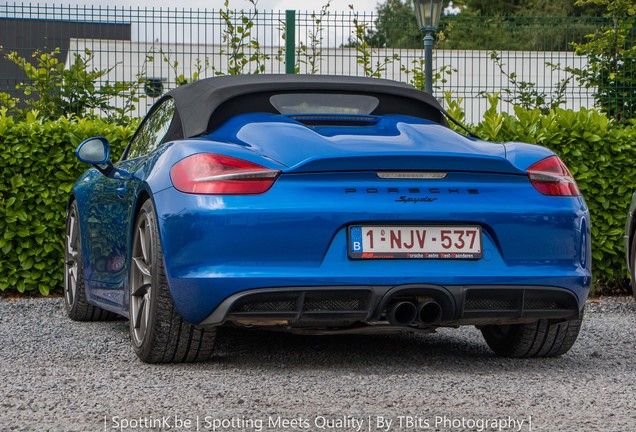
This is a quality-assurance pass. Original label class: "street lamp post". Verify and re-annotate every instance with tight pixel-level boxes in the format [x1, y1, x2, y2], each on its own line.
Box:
[412, 0, 444, 94]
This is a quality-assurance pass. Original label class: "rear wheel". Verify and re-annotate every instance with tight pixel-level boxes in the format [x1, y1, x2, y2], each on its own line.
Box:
[129, 199, 216, 363]
[64, 201, 116, 321]
[480, 313, 583, 358]
[630, 236, 636, 298]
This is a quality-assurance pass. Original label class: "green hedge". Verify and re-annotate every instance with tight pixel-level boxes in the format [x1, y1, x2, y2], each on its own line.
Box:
[0, 107, 634, 296]
[476, 105, 636, 293]
[0, 112, 136, 295]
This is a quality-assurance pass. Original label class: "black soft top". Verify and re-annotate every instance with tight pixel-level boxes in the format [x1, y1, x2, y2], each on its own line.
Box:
[159, 74, 446, 139]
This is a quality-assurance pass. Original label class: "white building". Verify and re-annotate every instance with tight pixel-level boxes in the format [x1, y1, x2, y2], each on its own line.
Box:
[67, 38, 594, 124]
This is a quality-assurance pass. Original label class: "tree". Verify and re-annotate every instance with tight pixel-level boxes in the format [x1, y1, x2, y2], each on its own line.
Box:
[366, 0, 606, 50]
[564, 0, 636, 122]
[1, 47, 141, 122]
[366, 0, 454, 48]
[451, 0, 523, 15]
[452, 0, 605, 16]
[367, 0, 418, 48]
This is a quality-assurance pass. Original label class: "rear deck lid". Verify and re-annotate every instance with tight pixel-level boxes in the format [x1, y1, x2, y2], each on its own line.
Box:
[216, 114, 520, 174]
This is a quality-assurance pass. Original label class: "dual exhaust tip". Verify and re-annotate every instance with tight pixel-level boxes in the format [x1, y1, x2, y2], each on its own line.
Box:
[387, 298, 442, 327]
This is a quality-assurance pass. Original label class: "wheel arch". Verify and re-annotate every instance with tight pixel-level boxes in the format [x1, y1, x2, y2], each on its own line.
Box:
[125, 186, 170, 311]
[133, 189, 152, 222]
[66, 193, 76, 210]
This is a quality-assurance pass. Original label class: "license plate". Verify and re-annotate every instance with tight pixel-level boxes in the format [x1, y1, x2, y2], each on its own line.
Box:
[348, 225, 482, 260]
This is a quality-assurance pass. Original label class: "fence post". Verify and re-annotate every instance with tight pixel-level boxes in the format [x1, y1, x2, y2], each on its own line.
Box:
[285, 10, 296, 74]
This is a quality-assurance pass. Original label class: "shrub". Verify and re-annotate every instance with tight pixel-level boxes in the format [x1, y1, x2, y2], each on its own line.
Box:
[0, 111, 136, 295]
[1, 47, 142, 122]
[476, 98, 636, 293]
[566, 0, 636, 123]
[0, 104, 633, 296]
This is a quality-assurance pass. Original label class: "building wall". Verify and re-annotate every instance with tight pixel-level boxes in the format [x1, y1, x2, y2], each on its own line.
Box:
[0, 18, 131, 103]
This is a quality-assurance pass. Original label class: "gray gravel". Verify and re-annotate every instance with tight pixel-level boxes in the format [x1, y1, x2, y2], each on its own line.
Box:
[0, 297, 635, 432]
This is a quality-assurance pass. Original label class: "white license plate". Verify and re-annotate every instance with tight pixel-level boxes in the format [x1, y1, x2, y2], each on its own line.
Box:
[348, 225, 482, 260]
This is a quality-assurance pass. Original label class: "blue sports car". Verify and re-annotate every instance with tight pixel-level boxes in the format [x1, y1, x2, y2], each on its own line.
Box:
[65, 75, 590, 363]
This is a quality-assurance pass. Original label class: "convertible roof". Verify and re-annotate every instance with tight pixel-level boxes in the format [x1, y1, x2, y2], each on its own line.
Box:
[161, 74, 446, 139]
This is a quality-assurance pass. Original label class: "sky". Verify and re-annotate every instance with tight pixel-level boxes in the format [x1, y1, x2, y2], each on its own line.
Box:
[57, 0, 381, 13]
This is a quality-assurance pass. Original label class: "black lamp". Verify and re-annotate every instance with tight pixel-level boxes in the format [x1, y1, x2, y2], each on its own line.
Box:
[413, 0, 444, 93]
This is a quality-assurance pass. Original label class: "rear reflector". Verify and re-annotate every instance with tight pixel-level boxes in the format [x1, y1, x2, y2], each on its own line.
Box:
[170, 153, 280, 195]
[527, 156, 580, 196]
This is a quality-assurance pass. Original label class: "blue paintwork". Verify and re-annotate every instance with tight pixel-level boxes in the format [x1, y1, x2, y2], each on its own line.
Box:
[70, 113, 591, 323]
[210, 114, 518, 173]
[76, 136, 111, 165]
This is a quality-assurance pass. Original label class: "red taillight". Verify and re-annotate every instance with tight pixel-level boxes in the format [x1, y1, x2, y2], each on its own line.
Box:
[527, 156, 580, 196]
[170, 153, 280, 195]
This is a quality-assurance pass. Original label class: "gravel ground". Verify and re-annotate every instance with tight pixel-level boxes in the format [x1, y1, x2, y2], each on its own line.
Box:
[0, 297, 635, 432]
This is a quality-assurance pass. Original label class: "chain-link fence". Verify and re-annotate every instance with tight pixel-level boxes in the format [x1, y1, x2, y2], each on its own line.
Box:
[0, 3, 625, 123]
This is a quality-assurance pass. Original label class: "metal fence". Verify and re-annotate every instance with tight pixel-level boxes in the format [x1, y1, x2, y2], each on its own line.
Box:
[0, 3, 621, 123]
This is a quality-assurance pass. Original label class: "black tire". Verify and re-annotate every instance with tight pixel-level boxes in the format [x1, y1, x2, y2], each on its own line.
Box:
[630, 236, 636, 298]
[129, 199, 216, 363]
[64, 201, 117, 321]
[480, 312, 584, 358]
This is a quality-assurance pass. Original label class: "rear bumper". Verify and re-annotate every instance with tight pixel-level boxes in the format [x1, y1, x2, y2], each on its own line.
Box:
[152, 184, 591, 325]
[164, 224, 591, 324]
[199, 284, 583, 328]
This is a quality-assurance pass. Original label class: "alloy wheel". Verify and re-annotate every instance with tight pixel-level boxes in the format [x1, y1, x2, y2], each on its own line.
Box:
[64, 207, 80, 307]
[632, 238, 636, 297]
[130, 212, 153, 347]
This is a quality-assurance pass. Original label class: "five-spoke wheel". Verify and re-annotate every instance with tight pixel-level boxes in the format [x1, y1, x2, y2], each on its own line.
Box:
[64, 204, 80, 309]
[129, 199, 217, 363]
[630, 236, 636, 298]
[130, 211, 154, 347]
[63, 201, 115, 321]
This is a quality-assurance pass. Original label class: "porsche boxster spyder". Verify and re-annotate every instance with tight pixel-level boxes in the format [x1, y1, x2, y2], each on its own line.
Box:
[65, 75, 590, 363]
